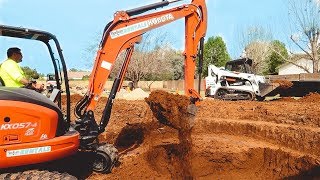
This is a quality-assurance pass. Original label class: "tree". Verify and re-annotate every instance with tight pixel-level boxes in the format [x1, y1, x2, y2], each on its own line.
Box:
[169, 50, 184, 80]
[201, 36, 230, 77]
[239, 26, 273, 48]
[21, 66, 40, 79]
[244, 41, 271, 74]
[69, 68, 80, 72]
[126, 44, 174, 87]
[142, 48, 184, 81]
[265, 40, 289, 75]
[109, 31, 176, 88]
[288, 0, 320, 73]
[239, 26, 273, 74]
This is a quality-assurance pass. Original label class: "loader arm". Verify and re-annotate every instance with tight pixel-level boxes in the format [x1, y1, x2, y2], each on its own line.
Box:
[75, 0, 207, 142]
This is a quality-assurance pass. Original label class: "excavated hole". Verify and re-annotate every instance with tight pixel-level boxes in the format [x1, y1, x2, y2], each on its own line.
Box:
[114, 123, 146, 153]
[146, 145, 320, 179]
[147, 143, 193, 179]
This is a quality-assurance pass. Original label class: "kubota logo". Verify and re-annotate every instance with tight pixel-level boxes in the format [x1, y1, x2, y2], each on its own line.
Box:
[110, 13, 175, 39]
[0, 122, 37, 131]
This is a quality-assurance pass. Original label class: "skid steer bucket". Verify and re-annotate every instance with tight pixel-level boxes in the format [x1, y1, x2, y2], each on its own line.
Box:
[259, 82, 280, 97]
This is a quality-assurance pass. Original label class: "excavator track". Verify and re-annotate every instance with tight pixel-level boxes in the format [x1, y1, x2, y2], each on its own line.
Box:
[0, 170, 77, 180]
[92, 143, 119, 173]
[214, 87, 254, 101]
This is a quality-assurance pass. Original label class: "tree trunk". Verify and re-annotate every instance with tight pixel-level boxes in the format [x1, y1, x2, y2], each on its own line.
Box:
[313, 59, 319, 73]
[312, 40, 319, 73]
[133, 79, 139, 89]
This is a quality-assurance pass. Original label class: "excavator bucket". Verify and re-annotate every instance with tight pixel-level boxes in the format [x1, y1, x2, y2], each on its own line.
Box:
[145, 90, 197, 131]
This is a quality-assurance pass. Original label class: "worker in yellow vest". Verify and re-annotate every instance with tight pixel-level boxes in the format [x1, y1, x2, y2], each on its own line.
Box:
[0, 47, 43, 91]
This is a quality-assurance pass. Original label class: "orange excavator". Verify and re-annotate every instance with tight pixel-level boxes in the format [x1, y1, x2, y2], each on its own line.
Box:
[0, 0, 207, 177]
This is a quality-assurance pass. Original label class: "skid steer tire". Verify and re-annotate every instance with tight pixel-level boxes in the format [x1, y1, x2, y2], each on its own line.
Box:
[0, 170, 77, 180]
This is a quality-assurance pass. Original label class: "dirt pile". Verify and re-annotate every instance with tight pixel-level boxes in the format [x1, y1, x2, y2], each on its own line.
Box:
[273, 80, 293, 89]
[116, 88, 149, 100]
[299, 92, 320, 102]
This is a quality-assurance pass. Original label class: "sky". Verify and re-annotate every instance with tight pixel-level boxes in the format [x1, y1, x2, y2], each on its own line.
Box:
[0, 0, 303, 74]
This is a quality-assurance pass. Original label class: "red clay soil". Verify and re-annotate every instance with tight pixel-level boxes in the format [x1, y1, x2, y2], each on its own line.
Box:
[145, 90, 195, 131]
[299, 92, 320, 102]
[272, 80, 294, 89]
[63, 92, 320, 179]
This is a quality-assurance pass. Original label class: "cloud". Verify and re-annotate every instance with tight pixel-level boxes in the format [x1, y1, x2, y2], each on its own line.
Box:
[316, 0, 320, 6]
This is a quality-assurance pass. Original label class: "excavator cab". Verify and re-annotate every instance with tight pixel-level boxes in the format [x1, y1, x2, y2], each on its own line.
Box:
[0, 24, 119, 175]
[0, 25, 70, 110]
[0, 25, 79, 169]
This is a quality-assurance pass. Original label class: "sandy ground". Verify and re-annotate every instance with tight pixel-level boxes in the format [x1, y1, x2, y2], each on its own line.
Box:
[58, 92, 320, 179]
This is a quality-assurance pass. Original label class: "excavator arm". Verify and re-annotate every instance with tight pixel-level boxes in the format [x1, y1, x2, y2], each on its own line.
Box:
[74, 0, 207, 145]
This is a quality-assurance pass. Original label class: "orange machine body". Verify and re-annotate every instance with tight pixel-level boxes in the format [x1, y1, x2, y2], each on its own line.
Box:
[0, 88, 79, 168]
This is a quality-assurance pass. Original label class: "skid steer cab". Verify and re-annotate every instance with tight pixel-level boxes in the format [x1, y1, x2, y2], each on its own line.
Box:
[0, 0, 207, 177]
[205, 58, 267, 101]
[46, 73, 58, 93]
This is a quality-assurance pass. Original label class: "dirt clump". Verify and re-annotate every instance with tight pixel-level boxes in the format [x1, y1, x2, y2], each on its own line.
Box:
[273, 80, 293, 89]
[145, 90, 196, 131]
[145, 90, 196, 179]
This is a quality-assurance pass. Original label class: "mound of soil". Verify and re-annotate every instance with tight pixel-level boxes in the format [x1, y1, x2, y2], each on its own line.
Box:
[273, 80, 293, 89]
[299, 92, 320, 102]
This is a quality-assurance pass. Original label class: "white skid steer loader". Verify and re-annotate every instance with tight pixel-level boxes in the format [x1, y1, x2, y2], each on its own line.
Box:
[205, 58, 277, 101]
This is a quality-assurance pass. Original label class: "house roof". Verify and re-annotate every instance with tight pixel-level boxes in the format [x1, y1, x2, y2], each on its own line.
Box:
[278, 54, 311, 69]
[290, 54, 310, 62]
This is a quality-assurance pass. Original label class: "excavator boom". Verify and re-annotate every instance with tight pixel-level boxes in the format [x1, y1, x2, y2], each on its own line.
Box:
[75, 0, 207, 122]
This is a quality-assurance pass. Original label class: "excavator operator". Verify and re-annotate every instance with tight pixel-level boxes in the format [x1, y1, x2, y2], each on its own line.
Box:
[0, 47, 44, 91]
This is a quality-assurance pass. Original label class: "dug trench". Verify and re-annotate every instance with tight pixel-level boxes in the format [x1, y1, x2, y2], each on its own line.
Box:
[58, 92, 320, 179]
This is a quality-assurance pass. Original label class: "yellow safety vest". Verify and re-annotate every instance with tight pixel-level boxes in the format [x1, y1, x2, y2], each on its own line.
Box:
[0, 58, 25, 87]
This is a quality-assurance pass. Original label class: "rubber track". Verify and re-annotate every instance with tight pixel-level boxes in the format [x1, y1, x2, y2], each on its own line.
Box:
[97, 143, 119, 173]
[0, 170, 77, 180]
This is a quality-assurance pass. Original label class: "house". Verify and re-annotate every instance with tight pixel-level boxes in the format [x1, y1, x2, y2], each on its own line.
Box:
[277, 53, 320, 75]
[67, 71, 91, 80]
[278, 58, 314, 75]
